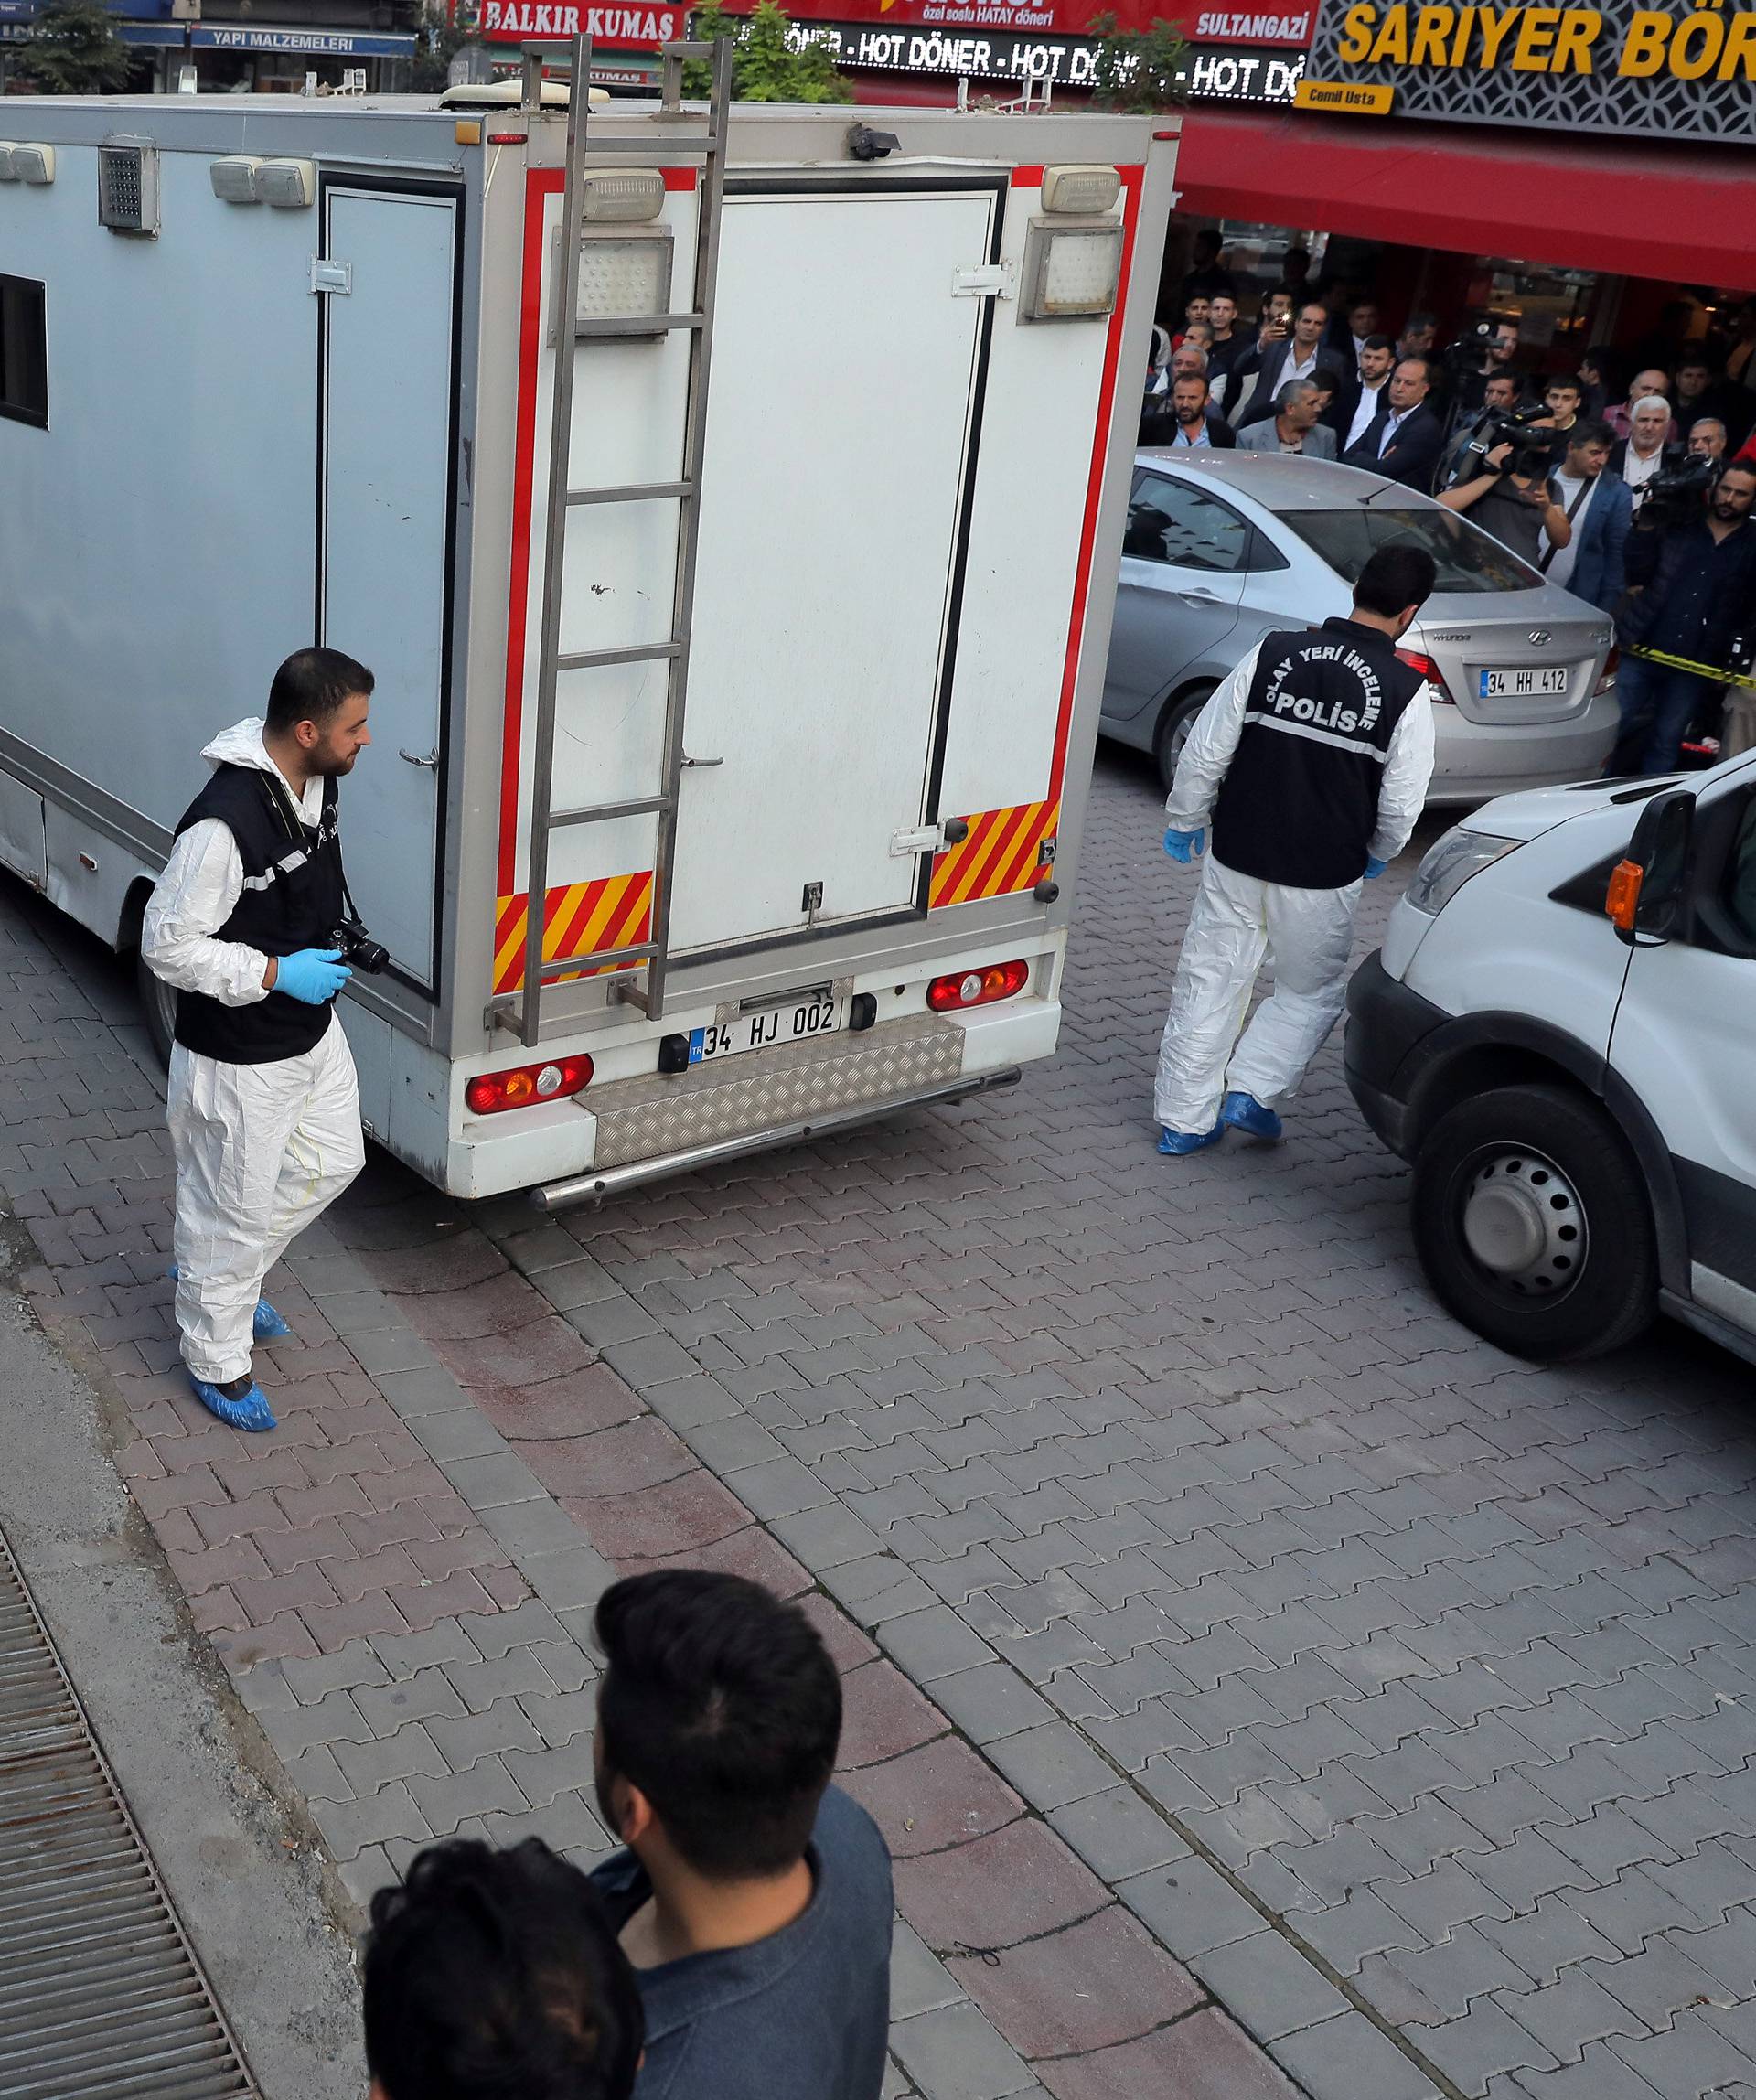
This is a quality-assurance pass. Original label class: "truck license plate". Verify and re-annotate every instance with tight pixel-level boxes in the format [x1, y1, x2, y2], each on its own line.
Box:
[690, 995, 846, 1065]
[1479, 667, 1569, 698]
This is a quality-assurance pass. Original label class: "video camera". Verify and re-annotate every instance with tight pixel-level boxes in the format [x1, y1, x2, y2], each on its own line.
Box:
[1445, 402, 1569, 488]
[1635, 450, 1718, 532]
[1441, 319, 1500, 380]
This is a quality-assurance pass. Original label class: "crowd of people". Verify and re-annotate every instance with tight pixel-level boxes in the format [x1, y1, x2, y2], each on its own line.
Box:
[1141, 238, 1756, 774]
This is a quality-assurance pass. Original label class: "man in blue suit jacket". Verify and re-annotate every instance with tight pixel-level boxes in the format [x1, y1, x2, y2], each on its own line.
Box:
[1539, 423, 1632, 612]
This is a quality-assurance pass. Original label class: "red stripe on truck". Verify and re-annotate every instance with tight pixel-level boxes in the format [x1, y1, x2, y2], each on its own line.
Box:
[1046, 163, 1143, 812]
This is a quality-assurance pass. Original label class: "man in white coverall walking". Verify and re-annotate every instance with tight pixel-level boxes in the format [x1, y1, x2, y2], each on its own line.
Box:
[143, 649, 373, 1431]
[1154, 542, 1438, 1153]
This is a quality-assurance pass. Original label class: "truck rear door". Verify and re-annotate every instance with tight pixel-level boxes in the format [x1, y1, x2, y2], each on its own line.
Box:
[666, 179, 1000, 955]
[319, 182, 459, 993]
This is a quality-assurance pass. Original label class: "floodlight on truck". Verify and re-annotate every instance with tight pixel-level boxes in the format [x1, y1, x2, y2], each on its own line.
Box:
[1040, 165, 1122, 216]
[209, 157, 262, 205]
[579, 168, 665, 222]
[1023, 225, 1125, 322]
[0, 145, 56, 186]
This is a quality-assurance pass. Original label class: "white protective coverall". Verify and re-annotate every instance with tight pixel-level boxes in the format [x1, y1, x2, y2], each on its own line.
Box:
[142, 721, 364, 1384]
[1153, 642, 1435, 1136]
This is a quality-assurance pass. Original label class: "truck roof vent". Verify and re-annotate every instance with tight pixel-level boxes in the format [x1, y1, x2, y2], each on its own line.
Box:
[98, 137, 159, 236]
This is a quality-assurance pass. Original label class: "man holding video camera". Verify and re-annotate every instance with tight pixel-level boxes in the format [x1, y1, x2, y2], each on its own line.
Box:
[1611, 459, 1756, 774]
[1436, 423, 1573, 565]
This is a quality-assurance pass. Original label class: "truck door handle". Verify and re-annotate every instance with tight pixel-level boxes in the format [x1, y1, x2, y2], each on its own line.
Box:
[399, 746, 439, 769]
[680, 754, 723, 768]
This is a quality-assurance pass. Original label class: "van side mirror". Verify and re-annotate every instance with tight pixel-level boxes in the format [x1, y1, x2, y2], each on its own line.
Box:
[1605, 788, 1694, 946]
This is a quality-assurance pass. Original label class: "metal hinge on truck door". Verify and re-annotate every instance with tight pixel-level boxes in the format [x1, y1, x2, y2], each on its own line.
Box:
[890, 819, 967, 859]
[951, 262, 1014, 300]
[310, 258, 352, 296]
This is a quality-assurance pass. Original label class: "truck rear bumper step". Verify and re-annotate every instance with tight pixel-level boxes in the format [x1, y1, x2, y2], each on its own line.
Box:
[530, 1066, 1021, 1211]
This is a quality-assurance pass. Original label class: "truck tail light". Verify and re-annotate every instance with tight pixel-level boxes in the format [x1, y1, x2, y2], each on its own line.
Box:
[465, 1055, 594, 1116]
[1594, 644, 1620, 696]
[1396, 648, 1455, 704]
[927, 959, 1029, 1012]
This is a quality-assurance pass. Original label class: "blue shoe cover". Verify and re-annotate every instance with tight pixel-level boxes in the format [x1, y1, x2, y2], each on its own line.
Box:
[1221, 1091, 1283, 1141]
[1158, 1122, 1226, 1155]
[168, 1266, 291, 1344]
[252, 1300, 293, 1343]
[187, 1373, 278, 1433]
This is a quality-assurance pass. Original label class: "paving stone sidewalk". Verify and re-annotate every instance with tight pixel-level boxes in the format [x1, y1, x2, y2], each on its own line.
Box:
[5, 748, 1756, 2100]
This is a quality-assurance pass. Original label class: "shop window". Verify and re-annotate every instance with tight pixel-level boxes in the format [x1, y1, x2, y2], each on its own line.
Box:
[0, 275, 48, 430]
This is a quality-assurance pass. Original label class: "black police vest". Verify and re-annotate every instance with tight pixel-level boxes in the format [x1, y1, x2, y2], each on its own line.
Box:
[170, 765, 344, 1065]
[1210, 617, 1427, 890]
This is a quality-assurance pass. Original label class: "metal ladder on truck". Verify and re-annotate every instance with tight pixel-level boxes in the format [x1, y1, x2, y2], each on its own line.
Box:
[501, 32, 733, 1049]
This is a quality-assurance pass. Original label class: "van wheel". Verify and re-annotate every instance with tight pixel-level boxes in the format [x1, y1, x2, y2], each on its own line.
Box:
[135, 947, 176, 1068]
[1154, 684, 1213, 795]
[1412, 1083, 1656, 1362]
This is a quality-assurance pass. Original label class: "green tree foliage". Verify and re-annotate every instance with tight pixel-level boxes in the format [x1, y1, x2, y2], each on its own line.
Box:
[18, 0, 133, 94]
[683, 2, 851, 102]
[410, 4, 472, 92]
[1087, 11, 1191, 110]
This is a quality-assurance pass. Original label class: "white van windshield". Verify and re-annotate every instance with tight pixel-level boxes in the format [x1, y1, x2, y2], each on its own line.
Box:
[1276, 505, 1544, 595]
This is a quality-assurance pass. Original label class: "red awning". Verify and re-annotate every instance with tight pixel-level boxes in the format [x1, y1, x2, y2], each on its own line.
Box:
[1174, 110, 1756, 292]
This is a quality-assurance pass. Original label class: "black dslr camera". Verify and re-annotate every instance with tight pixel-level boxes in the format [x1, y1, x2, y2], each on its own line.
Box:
[332, 915, 389, 975]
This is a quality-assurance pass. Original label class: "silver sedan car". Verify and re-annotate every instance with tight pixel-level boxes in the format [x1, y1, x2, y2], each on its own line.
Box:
[1100, 452, 1620, 798]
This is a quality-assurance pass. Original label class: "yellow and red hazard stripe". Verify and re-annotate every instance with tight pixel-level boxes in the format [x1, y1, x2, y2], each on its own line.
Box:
[493, 871, 653, 996]
[929, 800, 1058, 911]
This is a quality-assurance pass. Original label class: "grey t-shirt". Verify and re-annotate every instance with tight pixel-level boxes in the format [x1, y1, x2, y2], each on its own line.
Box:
[1470, 477, 1552, 563]
[590, 1785, 894, 2100]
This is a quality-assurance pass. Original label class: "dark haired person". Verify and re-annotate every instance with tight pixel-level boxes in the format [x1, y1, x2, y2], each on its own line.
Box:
[1613, 460, 1756, 774]
[1344, 357, 1446, 492]
[141, 648, 373, 1431]
[1155, 543, 1438, 1153]
[1231, 296, 1344, 429]
[364, 1837, 645, 2100]
[589, 1570, 893, 2100]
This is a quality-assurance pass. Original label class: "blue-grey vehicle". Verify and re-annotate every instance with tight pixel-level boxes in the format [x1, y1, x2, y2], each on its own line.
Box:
[1100, 453, 1621, 799]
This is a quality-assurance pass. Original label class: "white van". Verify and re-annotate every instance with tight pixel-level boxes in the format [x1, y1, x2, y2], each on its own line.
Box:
[0, 70, 1172, 1207]
[1345, 756, 1756, 1366]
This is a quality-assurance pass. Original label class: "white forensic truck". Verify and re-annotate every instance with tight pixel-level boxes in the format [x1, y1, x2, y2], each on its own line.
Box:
[0, 50, 1174, 1206]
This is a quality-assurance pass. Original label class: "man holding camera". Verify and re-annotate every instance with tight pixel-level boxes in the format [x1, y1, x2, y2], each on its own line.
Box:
[1438, 371, 1522, 488]
[1437, 429, 1573, 565]
[1231, 298, 1344, 429]
[1612, 462, 1756, 774]
[142, 648, 374, 1431]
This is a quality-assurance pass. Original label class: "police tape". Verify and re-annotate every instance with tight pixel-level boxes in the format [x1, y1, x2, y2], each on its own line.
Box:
[1621, 645, 1756, 692]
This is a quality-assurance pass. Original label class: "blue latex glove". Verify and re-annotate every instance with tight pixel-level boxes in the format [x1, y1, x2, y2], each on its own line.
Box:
[1163, 827, 1205, 863]
[273, 948, 351, 1004]
[1364, 856, 1387, 879]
